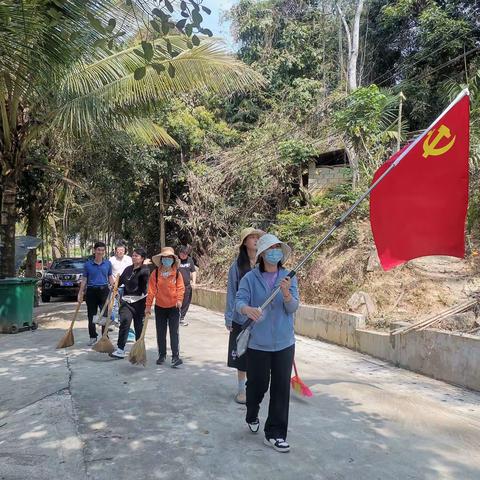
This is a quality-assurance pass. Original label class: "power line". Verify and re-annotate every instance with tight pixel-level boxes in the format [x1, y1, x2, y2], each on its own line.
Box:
[383, 46, 480, 92]
[369, 26, 475, 87]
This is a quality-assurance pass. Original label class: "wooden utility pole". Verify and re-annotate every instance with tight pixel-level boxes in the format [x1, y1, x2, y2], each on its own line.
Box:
[158, 171, 165, 249]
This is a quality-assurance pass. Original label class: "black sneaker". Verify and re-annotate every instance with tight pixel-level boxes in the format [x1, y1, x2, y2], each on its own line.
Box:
[247, 418, 260, 434]
[171, 356, 183, 368]
[156, 356, 166, 365]
[264, 437, 290, 453]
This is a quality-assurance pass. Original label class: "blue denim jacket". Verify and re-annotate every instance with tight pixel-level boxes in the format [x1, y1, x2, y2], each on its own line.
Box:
[224, 261, 248, 327]
[235, 267, 299, 352]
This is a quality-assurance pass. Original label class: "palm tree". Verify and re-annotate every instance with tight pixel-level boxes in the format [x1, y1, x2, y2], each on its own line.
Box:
[0, 3, 263, 277]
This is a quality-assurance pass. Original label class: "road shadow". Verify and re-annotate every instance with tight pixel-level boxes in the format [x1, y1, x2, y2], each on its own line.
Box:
[1, 323, 479, 479]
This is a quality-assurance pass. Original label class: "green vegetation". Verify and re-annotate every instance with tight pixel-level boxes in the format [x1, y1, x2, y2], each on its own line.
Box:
[1, 0, 479, 295]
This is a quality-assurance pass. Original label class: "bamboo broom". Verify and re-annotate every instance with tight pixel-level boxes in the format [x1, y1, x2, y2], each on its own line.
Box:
[92, 276, 119, 354]
[129, 313, 150, 366]
[56, 301, 82, 349]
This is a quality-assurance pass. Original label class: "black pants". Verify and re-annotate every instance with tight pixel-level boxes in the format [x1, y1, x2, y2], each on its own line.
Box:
[117, 301, 145, 350]
[155, 306, 180, 358]
[180, 285, 192, 320]
[86, 286, 109, 339]
[246, 344, 295, 440]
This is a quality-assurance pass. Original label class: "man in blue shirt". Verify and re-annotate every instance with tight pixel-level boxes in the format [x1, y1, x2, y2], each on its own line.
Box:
[77, 242, 115, 345]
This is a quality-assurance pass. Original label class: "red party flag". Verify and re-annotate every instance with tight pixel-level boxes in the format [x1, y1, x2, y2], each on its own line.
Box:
[370, 91, 470, 271]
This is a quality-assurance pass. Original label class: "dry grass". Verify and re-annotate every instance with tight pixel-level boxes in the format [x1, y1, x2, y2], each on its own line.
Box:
[298, 222, 477, 330]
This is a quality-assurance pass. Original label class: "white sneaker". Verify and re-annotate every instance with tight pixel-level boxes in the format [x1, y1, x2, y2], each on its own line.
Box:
[180, 320, 189, 326]
[247, 418, 260, 434]
[264, 437, 290, 453]
[109, 348, 125, 359]
[88, 338, 97, 346]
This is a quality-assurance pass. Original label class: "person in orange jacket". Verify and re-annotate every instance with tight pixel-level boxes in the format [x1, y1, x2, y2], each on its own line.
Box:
[145, 247, 185, 367]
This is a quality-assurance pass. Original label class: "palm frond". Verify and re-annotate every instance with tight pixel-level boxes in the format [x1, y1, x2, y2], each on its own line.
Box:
[123, 118, 179, 147]
[62, 37, 263, 101]
[52, 37, 264, 140]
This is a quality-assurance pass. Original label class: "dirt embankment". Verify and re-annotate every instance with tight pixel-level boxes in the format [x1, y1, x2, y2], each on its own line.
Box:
[297, 221, 480, 332]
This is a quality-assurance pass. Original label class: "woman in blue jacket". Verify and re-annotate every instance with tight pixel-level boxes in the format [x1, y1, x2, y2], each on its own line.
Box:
[235, 233, 299, 453]
[225, 227, 263, 404]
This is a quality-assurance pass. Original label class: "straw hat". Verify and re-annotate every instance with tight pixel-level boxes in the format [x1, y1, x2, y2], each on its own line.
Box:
[152, 247, 179, 267]
[238, 227, 265, 247]
[255, 233, 291, 263]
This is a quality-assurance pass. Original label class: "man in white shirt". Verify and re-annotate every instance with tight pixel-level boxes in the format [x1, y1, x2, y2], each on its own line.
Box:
[109, 243, 132, 277]
[109, 243, 132, 325]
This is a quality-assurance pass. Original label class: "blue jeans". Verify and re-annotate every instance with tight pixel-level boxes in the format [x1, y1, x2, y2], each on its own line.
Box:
[111, 286, 124, 321]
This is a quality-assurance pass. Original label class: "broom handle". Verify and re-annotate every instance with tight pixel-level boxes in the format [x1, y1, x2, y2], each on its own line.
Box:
[100, 275, 120, 339]
[69, 301, 82, 330]
[98, 290, 112, 318]
[107, 276, 119, 317]
[293, 359, 299, 377]
[139, 314, 149, 340]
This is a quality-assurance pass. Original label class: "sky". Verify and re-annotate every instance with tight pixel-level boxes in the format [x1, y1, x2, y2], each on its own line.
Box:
[200, 0, 237, 50]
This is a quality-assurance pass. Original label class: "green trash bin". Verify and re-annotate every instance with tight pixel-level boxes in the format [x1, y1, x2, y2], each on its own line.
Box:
[0, 278, 38, 334]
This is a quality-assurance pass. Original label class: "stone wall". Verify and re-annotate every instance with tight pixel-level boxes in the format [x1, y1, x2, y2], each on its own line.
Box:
[308, 162, 350, 190]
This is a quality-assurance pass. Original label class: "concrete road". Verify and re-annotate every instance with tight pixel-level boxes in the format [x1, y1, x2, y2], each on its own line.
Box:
[1, 300, 480, 480]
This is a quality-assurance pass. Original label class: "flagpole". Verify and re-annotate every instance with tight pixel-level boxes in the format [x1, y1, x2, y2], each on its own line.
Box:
[391, 88, 469, 168]
[241, 88, 470, 325]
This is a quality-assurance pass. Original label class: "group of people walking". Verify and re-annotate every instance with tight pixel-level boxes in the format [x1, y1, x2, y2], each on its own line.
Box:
[77, 242, 196, 367]
[78, 228, 299, 453]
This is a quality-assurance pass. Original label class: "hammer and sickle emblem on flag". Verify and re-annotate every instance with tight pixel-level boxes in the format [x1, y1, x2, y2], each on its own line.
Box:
[422, 124, 456, 158]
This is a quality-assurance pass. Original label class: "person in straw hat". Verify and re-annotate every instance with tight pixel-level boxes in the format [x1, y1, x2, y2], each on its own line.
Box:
[235, 233, 299, 453]
[145, 247, 185, 367]
[225, 227, 264, 404]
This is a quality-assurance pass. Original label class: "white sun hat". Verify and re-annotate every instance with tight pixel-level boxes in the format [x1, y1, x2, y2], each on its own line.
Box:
[255, 233, 292, 263]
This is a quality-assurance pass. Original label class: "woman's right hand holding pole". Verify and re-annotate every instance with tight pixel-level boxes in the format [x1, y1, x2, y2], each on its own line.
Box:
[241, 306, 262, 321]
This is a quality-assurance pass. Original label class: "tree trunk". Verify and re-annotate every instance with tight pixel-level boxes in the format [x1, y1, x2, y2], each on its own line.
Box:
[25, 202, 40, 306]
[41, 220, 46, 269]
[337, 0, 364, 93]
[48, 215, 65, 259]
[348, 0, 364, 92]
[338, 14, 344, 86]
[158, 173, 166, 249]
[25, 202, 40, 278]
[0, 172, 17, 278]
